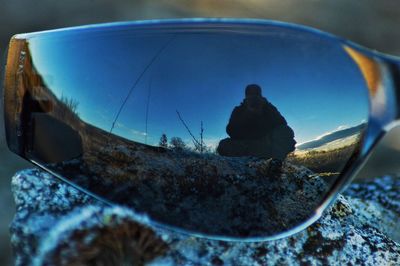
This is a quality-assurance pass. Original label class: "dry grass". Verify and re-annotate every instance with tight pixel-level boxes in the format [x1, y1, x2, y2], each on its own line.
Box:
[287, 144, 357, 175]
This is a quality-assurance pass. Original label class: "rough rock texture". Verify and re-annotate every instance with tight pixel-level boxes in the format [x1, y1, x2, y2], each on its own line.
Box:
[55, 144, 330, 238]
[10, 169, 400, 265]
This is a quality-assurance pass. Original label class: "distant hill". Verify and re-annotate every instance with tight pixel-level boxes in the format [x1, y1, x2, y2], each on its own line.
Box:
[297, 123, 366, 150]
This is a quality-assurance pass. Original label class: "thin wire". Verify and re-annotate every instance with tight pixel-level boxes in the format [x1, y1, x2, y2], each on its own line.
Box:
[144, 72, 153, 144]
[109, 35, 176, 134]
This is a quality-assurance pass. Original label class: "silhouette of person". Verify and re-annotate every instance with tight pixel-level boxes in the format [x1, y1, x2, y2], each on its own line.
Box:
[217, 84, 296, 159]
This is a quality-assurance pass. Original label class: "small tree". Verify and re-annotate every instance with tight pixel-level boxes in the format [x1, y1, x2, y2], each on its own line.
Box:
[176, 110, 207, 154]
[170, 137, 186, 151]
[159, 134, 168, 148]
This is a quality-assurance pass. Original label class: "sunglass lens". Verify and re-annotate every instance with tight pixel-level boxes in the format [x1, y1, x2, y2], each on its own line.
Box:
[4, 23, 370, 239]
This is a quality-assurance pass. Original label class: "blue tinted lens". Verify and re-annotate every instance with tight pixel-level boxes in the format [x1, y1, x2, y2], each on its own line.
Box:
[5, 21, 369, 240]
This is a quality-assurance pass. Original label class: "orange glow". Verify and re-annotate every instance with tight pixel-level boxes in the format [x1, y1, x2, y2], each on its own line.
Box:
[344, 46, 381, 96]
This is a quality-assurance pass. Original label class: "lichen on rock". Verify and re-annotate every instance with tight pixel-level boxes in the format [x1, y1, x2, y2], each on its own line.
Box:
[10, 169, 400, 265]
[51, 152, 331, 238]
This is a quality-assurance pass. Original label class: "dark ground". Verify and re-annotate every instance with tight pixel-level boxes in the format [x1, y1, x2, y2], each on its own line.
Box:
[1, 1, 400, 265]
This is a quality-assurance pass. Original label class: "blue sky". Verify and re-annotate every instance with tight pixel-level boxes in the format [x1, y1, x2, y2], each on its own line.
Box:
[29, 25, 369, 148]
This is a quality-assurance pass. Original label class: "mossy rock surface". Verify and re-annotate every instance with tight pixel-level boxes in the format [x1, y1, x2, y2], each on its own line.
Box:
[10, 169, 400, 265]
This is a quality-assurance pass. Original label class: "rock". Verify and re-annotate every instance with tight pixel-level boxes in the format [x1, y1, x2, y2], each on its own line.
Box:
[33, 206, 168, 266]
[10, 169, 400, 265]
[343, 176, 400, 242]
[54, 152, 331, 238]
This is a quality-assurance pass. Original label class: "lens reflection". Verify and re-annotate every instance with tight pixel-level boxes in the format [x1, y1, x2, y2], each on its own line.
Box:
[217, 84, 296, 159]
[9, 23, 369, 239]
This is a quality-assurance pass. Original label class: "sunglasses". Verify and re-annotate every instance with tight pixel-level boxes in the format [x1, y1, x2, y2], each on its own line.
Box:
[3, 18, 398, 241]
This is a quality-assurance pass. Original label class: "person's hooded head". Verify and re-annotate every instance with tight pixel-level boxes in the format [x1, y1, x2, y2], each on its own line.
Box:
[244, 84, 264, 113]
[245, 84, 262, 98]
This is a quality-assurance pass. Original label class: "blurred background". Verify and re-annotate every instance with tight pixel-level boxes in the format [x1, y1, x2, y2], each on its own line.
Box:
[1, 1, 400, 264]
